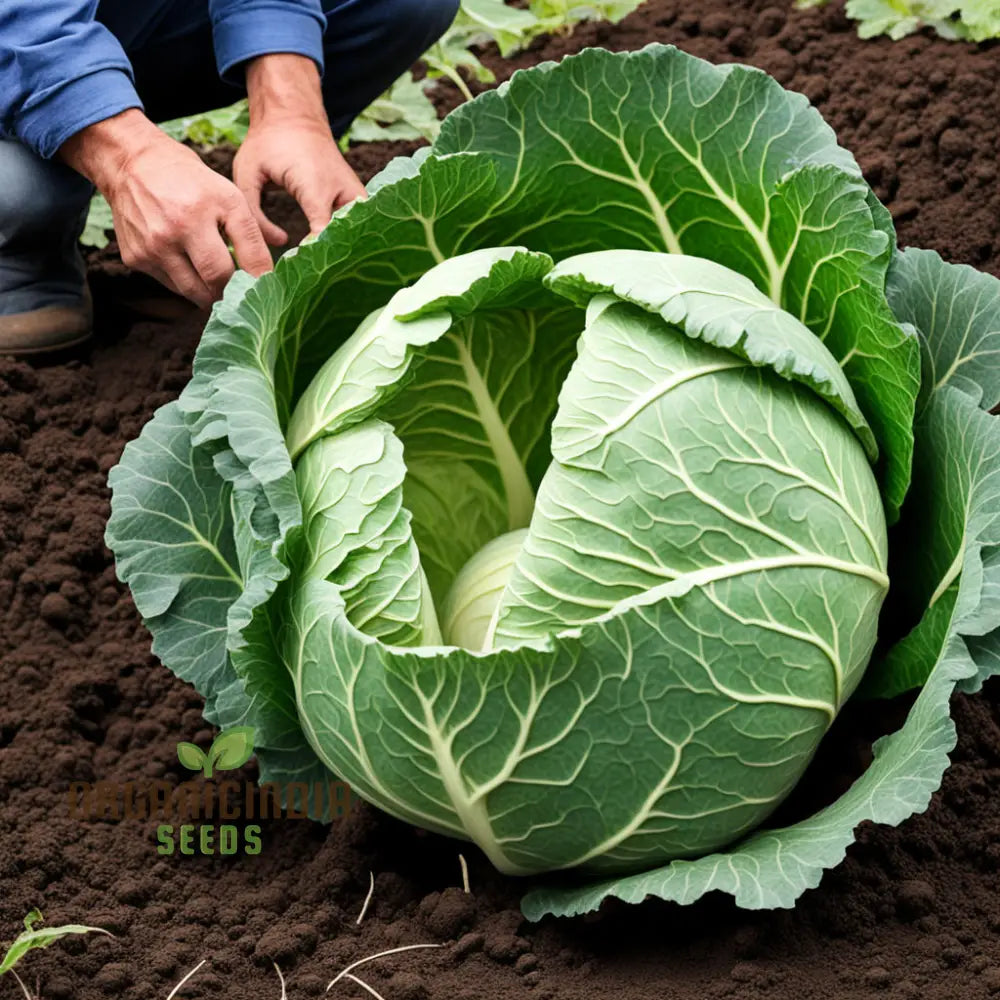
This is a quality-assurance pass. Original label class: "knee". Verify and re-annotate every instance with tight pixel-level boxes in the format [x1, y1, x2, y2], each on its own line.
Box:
[0, 141, 91, 240]
[413, 0, 461, 43]
[348, 0, 459, 50]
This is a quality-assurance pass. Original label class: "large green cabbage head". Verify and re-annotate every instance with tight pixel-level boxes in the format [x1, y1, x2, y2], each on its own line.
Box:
[107, 44, 1000, 917]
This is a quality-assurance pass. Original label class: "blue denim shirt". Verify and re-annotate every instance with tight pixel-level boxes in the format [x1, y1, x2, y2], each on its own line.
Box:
[0, 1, 326, 159]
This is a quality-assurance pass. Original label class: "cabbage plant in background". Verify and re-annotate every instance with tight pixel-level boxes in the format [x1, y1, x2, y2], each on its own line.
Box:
[798, 0, 1000, 41]
[106, 44, 1000, 918]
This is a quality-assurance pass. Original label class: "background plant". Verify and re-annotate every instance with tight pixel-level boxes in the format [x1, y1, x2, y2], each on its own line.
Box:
[797, 0, 1000, 41]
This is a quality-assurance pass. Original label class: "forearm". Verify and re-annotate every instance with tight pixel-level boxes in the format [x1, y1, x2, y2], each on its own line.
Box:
[245, 54, 329, 127]
[1, 0, 140, 159]
[58, 108, 163, 194]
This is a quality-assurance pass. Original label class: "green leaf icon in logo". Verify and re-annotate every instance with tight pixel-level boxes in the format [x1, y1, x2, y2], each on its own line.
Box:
[176, 727, 255, 778]
[176, 742, 207, 774]
[210, 727, 255, 771]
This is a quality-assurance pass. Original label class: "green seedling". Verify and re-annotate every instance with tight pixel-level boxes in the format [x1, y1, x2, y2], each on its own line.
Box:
[176, 726, 255, 778]
[1, 910, 113, 999]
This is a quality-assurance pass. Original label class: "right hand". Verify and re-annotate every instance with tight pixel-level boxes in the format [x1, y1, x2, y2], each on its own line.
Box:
[107, 130, 274, 307]
[61, 110, 274, 308]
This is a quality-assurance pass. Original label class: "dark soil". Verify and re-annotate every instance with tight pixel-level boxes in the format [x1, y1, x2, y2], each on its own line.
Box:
[3, 2, 1000, 998]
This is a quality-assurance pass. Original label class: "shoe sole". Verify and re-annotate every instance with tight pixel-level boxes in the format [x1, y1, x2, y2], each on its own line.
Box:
[0, 330, 93, 356]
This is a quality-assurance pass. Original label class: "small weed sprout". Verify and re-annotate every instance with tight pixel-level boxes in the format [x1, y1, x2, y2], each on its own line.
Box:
[326, 944, 443, 995]
[0, 910, 114, 999]
[344, 973, 389, 1000]
[165, 959, 208, 1000]
[274, 963, 288, 1000]
[357, 873, 376, 926]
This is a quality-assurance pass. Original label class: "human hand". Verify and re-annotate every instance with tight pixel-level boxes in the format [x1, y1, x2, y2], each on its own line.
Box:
[61, 110, 273, 307]
[236, 53, 366, 243]
[233, 117, 366, 243]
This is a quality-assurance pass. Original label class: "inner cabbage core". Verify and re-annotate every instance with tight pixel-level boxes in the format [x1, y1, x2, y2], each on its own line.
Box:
[374, 306, 578, 648]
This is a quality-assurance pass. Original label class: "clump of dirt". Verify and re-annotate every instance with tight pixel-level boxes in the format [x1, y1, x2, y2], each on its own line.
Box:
[2, 3, 1000, 999]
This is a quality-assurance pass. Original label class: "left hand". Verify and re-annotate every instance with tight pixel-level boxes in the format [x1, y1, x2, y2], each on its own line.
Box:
[233, 116, 367, 245]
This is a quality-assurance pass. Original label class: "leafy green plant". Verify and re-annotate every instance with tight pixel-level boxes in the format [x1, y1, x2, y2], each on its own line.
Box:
[80, 194, 114, 250]
[529, 0, 647, 34]
[159, 101, 251, 148]
[345, 75, 444, 146]
[1, 910, 112, 998]
[106, 44, 1000, 918]
[797, 0, 1000, 40]
[176, 726, 255, 778]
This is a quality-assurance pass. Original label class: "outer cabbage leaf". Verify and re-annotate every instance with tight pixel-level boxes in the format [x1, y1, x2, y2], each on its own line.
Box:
[545, 251, 876, 459]
[286, 569, 859, 876]
[436, 44, 919, 519]
[493, 294, 887, 672]
[862, 250, 1000, 696]
[522, 383, 1000, 917]
[862, 392, 1000, 697]
[887, 247, 1000, 413]
[104, 404, 332, 797]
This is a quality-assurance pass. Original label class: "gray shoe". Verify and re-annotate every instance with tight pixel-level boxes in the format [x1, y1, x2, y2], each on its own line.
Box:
[0, 288, 92, 355]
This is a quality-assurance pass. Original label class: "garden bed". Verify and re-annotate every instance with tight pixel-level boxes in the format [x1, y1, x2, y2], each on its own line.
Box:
[2, 2, 1000, 998]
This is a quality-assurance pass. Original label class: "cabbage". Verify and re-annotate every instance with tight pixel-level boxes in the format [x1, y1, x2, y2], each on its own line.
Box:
[106, 45, 1000, 917]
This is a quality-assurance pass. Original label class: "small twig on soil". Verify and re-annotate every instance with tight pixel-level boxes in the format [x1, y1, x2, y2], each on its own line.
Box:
[166, 959, 208, 1000]
[344, 973, 388, 1000]
[357, 871, 376, 926]
[9, 969, 34, 1000]
[274, 963, 287, 1000]
[325, 944, 442, 993]
[458, 854, 470, 894]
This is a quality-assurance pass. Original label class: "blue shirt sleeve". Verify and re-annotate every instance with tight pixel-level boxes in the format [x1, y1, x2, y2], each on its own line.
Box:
[209, 0, 327, 82]
[0, 1, 142, 159]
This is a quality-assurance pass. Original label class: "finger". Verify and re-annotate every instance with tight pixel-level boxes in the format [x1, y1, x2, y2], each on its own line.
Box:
[235, 169, 288, 247]
[298, 189, 337, 237]
[222, 201, 274, 277]
[155, 254, 214, 309]
[332, 173, 368, 210]
[186, 230, 237, 303]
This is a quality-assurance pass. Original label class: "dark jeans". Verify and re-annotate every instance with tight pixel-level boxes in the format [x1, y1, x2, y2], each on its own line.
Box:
[0, 0, 458, 314]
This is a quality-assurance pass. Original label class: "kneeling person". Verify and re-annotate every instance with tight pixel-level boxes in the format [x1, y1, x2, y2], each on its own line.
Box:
[0, 0, 459, 352]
